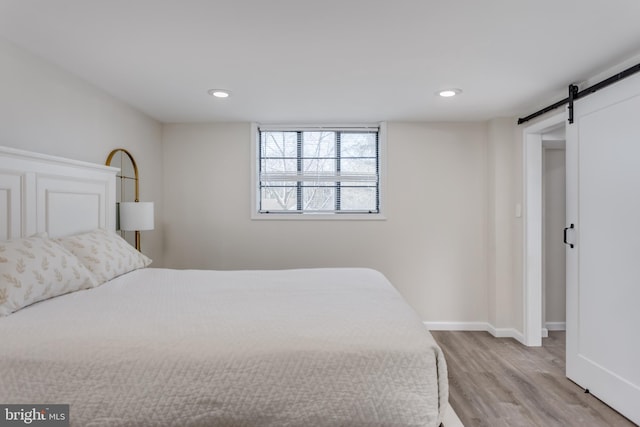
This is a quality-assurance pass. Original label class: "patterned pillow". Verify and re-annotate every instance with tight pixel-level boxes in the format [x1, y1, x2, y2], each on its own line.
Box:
[56, 229, 152, 285]
[0, 234, 99, 316]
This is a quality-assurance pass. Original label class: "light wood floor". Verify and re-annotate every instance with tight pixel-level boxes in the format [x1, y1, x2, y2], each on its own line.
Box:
[431, 331, 637, 427]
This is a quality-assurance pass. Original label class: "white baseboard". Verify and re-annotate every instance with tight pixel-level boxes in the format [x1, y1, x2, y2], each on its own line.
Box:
[424, 321, 490, 331]
[541, 328, 549, 338]
[489, 325, 526, 344]
[545, 321, 566, 331]
[424, 321, 526, 345]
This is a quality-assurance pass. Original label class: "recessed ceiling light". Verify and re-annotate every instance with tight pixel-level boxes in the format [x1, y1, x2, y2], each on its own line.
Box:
[208, 89, 230, 98]
[438, 88, 462, 98]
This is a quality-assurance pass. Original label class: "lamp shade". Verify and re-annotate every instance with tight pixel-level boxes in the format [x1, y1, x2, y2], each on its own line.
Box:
[119, 202, 154, 231]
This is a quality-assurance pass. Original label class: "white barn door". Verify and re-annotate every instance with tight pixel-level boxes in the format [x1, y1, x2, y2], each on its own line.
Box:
[566, 72, 640, 425]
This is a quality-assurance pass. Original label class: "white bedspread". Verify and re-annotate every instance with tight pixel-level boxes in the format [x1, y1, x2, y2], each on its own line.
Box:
[0, 268, 447, 426]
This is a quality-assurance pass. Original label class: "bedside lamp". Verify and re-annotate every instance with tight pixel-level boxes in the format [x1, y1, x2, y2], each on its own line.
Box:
[119, 202, 154, 251]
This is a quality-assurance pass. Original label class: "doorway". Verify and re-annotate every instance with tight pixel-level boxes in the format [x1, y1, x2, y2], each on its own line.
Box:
[541, 138, 566, 340]
[522, 111, 566, 347]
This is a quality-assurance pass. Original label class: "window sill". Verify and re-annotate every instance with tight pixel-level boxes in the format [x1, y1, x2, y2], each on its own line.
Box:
[250, 213, 387, 221]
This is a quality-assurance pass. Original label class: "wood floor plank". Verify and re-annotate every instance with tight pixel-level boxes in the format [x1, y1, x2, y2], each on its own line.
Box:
[432, 331, 637, 427]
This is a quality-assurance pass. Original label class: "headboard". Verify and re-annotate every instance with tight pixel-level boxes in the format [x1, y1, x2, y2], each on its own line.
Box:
[0, 146, 118, 240]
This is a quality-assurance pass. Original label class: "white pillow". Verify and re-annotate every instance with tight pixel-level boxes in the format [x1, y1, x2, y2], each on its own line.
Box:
[0, 234, 99, 316]
[56, 229, 152, 284]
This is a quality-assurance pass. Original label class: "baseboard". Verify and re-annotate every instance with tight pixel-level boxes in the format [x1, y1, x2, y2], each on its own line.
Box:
[488, 325, 526, 343]
[424, 321, 526, 344]
[424, 321, 490, 331]
[545, 322, 566, 331]
[541, 328, 549, 338]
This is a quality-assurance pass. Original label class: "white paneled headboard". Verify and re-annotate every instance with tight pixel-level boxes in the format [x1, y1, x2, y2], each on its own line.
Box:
[0, 146, 118, 240]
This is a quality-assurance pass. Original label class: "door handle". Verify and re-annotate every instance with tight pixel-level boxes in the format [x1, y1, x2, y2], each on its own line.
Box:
[564, 224, 575, 248]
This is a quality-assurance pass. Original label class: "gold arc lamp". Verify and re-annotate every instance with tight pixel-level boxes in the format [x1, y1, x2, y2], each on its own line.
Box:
[105, 148, 154, 251]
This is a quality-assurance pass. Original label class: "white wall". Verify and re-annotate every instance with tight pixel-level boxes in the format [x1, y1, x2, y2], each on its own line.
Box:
[487, 118, 518, 329]
[0, 38, 164, 264]
[163, 121, 489, 322]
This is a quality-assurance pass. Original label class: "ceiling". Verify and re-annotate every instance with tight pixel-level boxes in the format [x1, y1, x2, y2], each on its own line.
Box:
[1, 0, 640, 124]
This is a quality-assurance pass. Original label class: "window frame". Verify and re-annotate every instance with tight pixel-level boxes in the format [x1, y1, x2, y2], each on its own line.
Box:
[251, 122, 386, 220]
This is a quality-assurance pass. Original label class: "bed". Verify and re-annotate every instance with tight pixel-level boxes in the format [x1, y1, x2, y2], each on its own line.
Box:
[0, 146, 448, 427]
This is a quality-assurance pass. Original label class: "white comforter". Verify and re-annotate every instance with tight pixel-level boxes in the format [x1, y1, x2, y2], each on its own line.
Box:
[0, 268, 447, 426]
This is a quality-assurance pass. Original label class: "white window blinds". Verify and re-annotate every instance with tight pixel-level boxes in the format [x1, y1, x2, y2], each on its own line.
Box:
[258, 127, 380, 214]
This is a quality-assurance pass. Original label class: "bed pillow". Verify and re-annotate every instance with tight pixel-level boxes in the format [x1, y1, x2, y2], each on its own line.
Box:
[56, 229, 152, 285]
[0, 234, 99, 316]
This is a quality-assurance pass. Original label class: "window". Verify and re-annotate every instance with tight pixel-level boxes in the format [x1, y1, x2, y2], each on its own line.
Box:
[254, 125, 383, 218]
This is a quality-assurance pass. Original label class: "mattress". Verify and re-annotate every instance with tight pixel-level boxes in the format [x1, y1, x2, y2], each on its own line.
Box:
[0, 267, 448, 426]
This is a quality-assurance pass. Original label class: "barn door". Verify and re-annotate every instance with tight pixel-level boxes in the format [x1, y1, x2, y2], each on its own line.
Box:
[565, 72, 640, 425]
